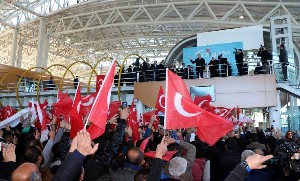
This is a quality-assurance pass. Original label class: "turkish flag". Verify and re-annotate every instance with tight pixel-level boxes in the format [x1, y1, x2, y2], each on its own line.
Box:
[194, 95, 212, 109]
[96, 75, 105, 92]
[52, 89, 72, 121]
[164, 69, 201, 129]
[143, 110, 156, 124]
[165, 69, 233, 145]
[155, 84, 165, 114]
[128, 99, 140, 143]
[143, 110, 159, 130]
[108, 101, 121, 120]
[28, 99, 37, 123]
[36, 100, 51, 142]
[87, 60, 116, 140]
[80, 93, 97, 116]
[70, 84, 83, 139]
[213, 107, 234, 119]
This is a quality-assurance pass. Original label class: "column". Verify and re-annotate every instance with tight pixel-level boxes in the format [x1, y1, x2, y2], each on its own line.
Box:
[11, 28, 19, 67]
[36, 18, 46, 71]
[289, 96, 299, 132]
[269, 90, 281, 130]
[16, 42, 23, 68]
[43, 34, 50, 68]
[136, 99, 145, 120]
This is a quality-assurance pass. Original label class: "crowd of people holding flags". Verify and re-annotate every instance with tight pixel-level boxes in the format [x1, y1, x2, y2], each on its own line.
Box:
[0, 60, 299, 181]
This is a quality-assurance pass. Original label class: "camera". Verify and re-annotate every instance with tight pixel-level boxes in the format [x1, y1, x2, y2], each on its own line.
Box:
[276, 142, 300, 173]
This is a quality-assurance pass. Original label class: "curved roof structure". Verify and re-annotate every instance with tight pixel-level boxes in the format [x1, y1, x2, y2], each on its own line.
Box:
[0, 0, 300, 76]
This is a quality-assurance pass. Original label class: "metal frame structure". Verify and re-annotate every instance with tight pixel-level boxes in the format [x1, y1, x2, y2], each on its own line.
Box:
[0, 0, 300, 77]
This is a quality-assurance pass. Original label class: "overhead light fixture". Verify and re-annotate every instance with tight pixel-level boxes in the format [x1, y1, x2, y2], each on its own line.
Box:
[239, 15, 244, 19]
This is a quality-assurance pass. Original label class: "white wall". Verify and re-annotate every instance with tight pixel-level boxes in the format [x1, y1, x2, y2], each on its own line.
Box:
[197, 25, 264, 50]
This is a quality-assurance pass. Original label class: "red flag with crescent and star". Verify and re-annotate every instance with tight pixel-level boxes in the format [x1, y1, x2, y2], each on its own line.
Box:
[128, 99, 140, 144]
[87, 60, 116, 140]
[155, 84, 165, 114]
[96, 75, 105, 92]
[80, 93, 97, 116]
[165, 69, 233, 145]
[70, 84, 83, 139]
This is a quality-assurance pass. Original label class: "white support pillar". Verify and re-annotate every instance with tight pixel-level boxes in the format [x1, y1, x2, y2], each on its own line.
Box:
[269, 90, 281, 130]
[36, 18, 46, 71]
[289, 95, 299, 132]
[16, 42, 23, 68]
[11, 28, 19, 67]
[43, 34, 50, 68]
[136, 99, 145, 120]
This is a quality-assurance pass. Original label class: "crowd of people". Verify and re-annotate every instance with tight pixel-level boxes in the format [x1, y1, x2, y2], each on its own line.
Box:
[0, 108, 299, 181]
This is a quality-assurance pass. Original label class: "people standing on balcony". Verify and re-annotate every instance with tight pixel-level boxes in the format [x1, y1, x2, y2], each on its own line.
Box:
[126, 65, 134, 86]
[189, 53, 205, 78]
[234, 48, 244, 76]
[48, 76, 55, 90]
[279, 44, 289, 81]
[150, 60, 159, 81]
[158, 60, 166, 81]
[208, 57, 219, 78]
[218, 54, 229, 77]
[257, 46, 272, 74]
[73, 76, 79, 89]
[142, 58, 150, 82]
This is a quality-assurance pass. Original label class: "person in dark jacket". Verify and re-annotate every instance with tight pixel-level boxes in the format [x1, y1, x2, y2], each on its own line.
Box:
[208, 57, 219, 78]
[279, 44, 289, 81]
[189, 53, 205, 78]
[234, 48, 244, 76]
[73, 76, 79, 89]
[257, 46, 272, 74]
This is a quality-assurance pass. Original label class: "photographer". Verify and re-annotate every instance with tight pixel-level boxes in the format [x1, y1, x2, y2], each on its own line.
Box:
[257, 45, 272, 74]
[234, 48, 244, 76]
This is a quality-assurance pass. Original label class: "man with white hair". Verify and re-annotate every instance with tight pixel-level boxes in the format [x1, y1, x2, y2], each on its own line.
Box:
[165, 137, 196, 180]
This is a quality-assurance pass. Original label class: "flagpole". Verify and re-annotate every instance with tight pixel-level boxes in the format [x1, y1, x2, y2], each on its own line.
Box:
[163, 68, 168, 136]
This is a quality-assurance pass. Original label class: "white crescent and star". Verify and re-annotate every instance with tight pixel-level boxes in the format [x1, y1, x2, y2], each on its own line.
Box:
[198, 100, 208, 107]
[159, 94, 165, 108]
[174, 92, 202, 117]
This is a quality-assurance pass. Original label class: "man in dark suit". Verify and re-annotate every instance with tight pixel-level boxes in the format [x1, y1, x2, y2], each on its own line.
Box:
[142, 58, 150, 82]
[158, 60, 166, 80]
[189, 53, 205, 78]
[150, 60, 159, 81]
[279, 44, 288, 81]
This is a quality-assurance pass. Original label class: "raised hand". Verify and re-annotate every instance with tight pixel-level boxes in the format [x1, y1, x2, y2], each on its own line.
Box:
[246, 154, 273, 170]
[164, 136, 176, 145]
[155, 136, 168, 159]
[69, 135, 78, 153]
[76, 130, 99, 156]
[109, 114, 119, 124]
[120, 107, 130, 120]
[2, 144, 16, 162]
